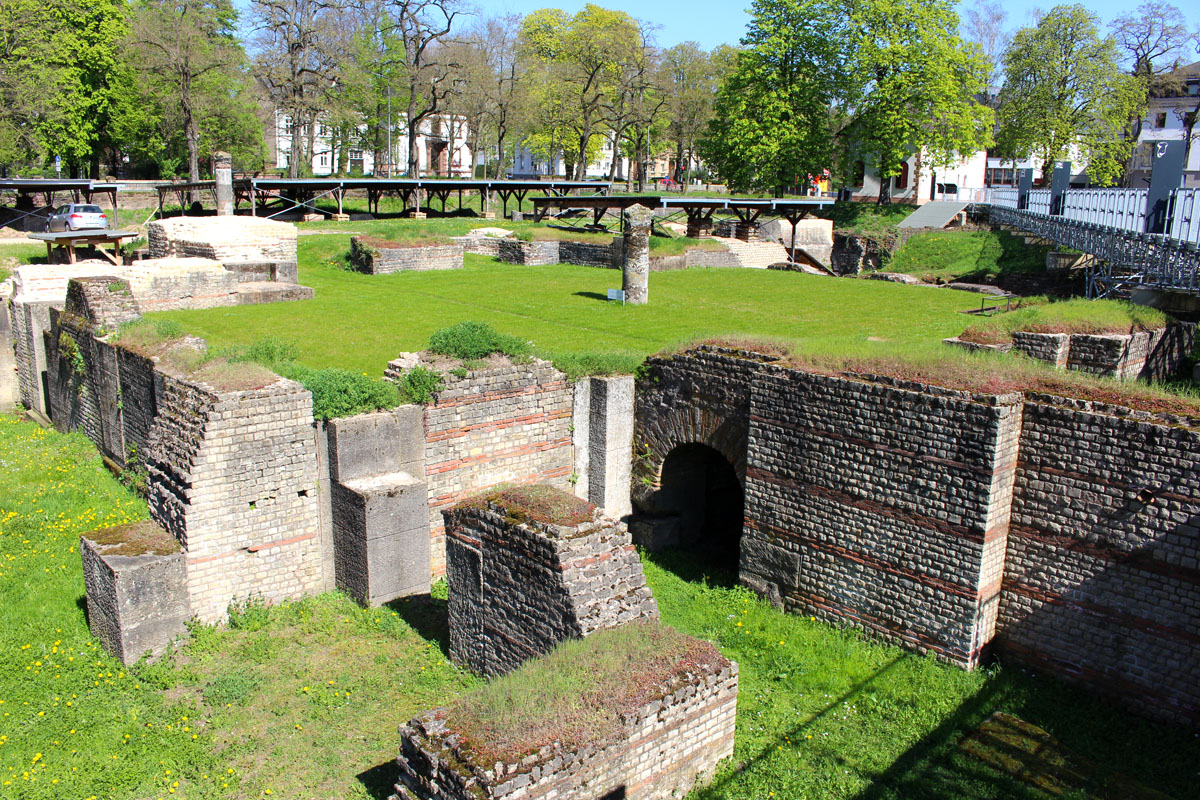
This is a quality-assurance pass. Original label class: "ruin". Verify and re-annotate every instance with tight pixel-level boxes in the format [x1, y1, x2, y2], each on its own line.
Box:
[348, 237, 464, 273]
[443, 487, 658, 677]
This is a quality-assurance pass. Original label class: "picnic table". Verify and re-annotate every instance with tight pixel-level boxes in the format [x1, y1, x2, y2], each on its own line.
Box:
[27, 229, 138, 265]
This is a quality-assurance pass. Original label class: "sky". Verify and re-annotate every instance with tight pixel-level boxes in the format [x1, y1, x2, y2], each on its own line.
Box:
[478, 0, 1200, 52]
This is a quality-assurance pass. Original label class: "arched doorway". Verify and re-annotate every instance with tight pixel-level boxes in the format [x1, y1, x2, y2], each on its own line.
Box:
[658, 443, 744, 572]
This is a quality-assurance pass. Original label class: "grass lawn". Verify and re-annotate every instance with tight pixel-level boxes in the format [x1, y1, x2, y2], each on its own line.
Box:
[3, 416, 1198, 800]
[889, 230, 1048, 284]
[150, 230, 979, 377]
[815, 201, 915, 238]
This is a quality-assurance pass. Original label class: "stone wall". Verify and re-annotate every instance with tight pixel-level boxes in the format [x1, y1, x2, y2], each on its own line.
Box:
[392, 648, 737, 800]
[422, 359, 574, 575]
[497, 239, 560, 265]
[121, 257, 239, 311]
[632, 345, 1200, 722]
[998, 396, 1200, 725]
[146, 372, 325, 623]
[558, 239, 618, 268]
[444, 496, 658, 677]
[147, 216, 299, 283]
[742, 369, 1021, 668]
[349, 237, 464, 274]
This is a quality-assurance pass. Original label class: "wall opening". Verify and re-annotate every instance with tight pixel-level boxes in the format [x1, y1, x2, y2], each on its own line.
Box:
[659, 443, 744, 571]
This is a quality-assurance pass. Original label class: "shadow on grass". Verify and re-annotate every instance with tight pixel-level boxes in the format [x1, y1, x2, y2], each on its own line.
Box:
[386, 592, 450, 656]
[572, 291, 611, 302]
[639, 546, 738, 589]
[355, 761, 397, 800]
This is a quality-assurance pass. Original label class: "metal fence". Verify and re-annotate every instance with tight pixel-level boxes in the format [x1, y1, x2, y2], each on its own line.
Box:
[1027, 190, 1051, 215]
[1061, 188, 1147, 233]
[988, 187, 1019, 208]
[1170, 188, 1200, 244]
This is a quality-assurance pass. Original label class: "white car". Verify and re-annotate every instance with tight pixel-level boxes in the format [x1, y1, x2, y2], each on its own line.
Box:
[46, 204, 108, 232]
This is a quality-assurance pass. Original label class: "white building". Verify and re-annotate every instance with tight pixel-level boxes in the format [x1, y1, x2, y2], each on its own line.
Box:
[1130, 61, 1200, 188]
[272, 111, 472, 178]
[849, 149, 988, 204]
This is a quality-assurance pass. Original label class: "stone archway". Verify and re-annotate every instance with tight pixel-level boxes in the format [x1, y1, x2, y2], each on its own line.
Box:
[657, 443, 744, 570]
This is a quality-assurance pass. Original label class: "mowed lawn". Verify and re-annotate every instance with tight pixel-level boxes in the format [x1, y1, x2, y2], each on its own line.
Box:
[3, 416, 1198, 800]
[152, 226, 980, 376]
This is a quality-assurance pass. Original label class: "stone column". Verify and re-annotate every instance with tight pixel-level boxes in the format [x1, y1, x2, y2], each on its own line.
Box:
[213, 151, 233, 216]
[734, 221, 760, 242]
[622, 205, 652, 305]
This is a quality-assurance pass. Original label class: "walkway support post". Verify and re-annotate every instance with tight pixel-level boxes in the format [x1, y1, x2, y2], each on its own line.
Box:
[1146, 141, 1185, 235]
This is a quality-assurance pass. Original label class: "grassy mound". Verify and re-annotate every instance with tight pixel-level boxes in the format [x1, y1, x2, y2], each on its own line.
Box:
[443, 622, 723, 763]
[959, 299, 1169, 345]
[888, 230, 1048, 284]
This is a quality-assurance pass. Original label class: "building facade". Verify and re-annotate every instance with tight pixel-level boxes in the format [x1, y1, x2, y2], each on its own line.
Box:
[1129, 61, 1200, 188]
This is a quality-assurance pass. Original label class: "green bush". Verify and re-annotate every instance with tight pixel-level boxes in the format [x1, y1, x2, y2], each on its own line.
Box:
[284, 365, 399, 420]
[428, 320, 531, 361]
[238, 335, 299, 366]
[396, 365, 444, 405]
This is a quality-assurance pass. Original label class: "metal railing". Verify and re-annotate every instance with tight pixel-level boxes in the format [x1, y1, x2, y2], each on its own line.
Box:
[989, 187, 1019, 209]
[1027, 190, 1051, 215]
[1061, 188, 1147, 234]
[1170, 188, 1200, 244]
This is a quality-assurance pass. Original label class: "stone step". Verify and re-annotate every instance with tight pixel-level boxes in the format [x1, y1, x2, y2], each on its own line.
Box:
[712, 237, 790, 269]
[235, 282, 315, 305]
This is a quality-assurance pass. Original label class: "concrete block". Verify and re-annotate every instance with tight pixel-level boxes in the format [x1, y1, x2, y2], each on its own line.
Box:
[332, 473, 431, 606]
[80, 522, 188, 665]
[587, 376, 634, 518]
[327, 406, 424, 482]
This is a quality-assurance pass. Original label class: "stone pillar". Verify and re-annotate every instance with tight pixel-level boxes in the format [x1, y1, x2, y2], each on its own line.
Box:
[0, 299, 17, 413]
[686, 215, 712, 239]
[734, 221, 760, 242]
[587, 376, 634, 519]
[622, 205, 652, 305]
[213, 151, 233, 216]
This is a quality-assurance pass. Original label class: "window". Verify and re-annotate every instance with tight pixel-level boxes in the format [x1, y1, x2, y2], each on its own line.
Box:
[1155, 112, 1168, 128]
[852, 160, 865, 187]
[896, 161, 909, 190]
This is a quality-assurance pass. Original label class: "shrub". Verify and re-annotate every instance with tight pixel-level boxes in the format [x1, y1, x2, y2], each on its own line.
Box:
[396, 365, 444, 405]
[548, 351, 643, 381]
[284, 365, 399, 420]
[237, 335, 299, 366]
[427, 320, 531, 361]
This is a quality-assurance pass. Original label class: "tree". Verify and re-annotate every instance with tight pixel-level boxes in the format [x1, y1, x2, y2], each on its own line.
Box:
[126, 0, 254, 182]
[699, 0, 847, 193]
[1110, 2, 1193, 83]
[376, 0, 463, 177]
[521, 4, 642, 180]
[251, 0, 341, 177]
[963, 0, 1009, 104]
[995, 4, 1147, 186]
[662, 43, 731, 184]
[840, 0, 994, 202]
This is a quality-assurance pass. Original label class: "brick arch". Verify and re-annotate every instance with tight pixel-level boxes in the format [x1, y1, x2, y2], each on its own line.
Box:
[636, 404, 748, 492]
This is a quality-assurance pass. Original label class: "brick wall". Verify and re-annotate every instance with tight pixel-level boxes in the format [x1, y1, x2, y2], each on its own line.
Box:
[557, 239, 618, 268]
[146, 373, 325, 623]
[998, 395, 1200, 725]
[422, 360, 574, 575]
[444, 498, 658, 677]
[632, 345, 1200, 721]
[392, 654, 737, 800]
[743, 369, 1021, 668]
[349, 238, 464, 274]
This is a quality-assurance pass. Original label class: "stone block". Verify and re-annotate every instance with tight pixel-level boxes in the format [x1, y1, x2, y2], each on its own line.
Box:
[80, 522, 188, 665]
[586, 375, 635, 518]
[333, 473, 431, 606]
[327, 406, 425, 482]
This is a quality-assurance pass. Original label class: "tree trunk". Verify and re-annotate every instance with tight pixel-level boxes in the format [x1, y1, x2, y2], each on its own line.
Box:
[407, 112, 422, 177]
[184, 106, 200, 184]
[288, 116, 302, 179]
[575, 131, 590, 180]
[878, 175, 892, 205]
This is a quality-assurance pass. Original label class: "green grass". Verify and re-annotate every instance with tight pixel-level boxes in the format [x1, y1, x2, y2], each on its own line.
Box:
[3, 417, 1198, 799]
[149, 232, 978, 377]
[889, 230, 1049, 284]
[960, 299, 1170, 344]
[815, 201, 915, 237]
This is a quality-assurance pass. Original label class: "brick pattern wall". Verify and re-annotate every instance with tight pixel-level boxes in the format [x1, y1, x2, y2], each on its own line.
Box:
[557, 239, 618, 268]
[496, 239, 560, 265]
[11, 300, 56, 413]
[349, 238, 464, 274]
[1011, 332, 1070, 367]
[998, 395, 1200, 725]
[444, 501, 658, 677]
[147, 374, 325, 623]
[391, 659, 737, 800]
[423, 360, 573, 576]
[744, 369, 1022, 667]
[122, 258, 239, 311]
[147, 216, 298, 264]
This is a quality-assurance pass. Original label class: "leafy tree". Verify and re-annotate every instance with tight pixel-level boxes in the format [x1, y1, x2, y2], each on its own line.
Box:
[125, 0, 260, 181]
[520, 4, 642, 180]
[699, 0, 848, 193]
[840, 0, 994, 202]
[662, 43, 733, 184]
[995, 4, 1147, 186]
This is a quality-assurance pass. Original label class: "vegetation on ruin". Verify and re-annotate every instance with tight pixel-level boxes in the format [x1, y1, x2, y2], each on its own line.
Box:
[86, 520, 179, 557]
[445, 622, 722, 764]
[959, 299, 1171, 345]
[458, 484, 596, 528]
[679, 336, 1200, 417]
[4, 415, 1200, 799]
[888, 230, 1052, 284]
[427, 319, 531, 363]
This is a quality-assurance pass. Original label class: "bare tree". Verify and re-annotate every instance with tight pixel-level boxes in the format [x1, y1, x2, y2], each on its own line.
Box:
[1110, 2, 1193, 82]
[963, 0, 1008, 105]
[252, 0, 340, 177]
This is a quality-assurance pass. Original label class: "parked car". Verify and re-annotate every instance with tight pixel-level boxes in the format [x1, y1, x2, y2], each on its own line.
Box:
[46, 204, 108, 232]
